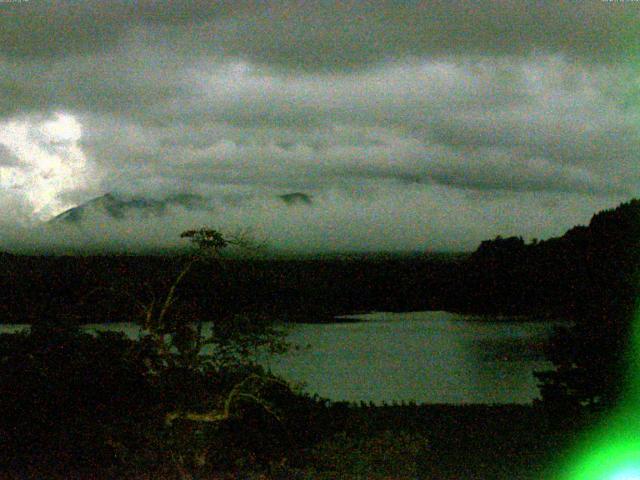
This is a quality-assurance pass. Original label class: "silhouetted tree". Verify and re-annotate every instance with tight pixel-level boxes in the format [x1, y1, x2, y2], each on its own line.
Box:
[133, 228, 294, 478]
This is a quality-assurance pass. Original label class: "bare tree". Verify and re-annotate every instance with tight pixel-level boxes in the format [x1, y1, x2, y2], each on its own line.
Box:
[136, 228, 290, 479]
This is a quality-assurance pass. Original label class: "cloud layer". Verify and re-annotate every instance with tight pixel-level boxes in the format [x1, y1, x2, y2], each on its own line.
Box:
[1, 1, 639, 252]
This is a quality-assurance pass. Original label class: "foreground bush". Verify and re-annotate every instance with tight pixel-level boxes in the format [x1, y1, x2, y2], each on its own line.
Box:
[0, 323, 163, 476]
[0, 322, 325, 478]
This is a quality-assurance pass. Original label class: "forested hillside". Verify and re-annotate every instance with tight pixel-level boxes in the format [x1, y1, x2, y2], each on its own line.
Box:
[457, 198, 640, 322]
[0, 252, 464, 325]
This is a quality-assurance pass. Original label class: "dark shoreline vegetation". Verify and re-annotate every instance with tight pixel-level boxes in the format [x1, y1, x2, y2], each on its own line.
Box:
[1, 199, 640, 478]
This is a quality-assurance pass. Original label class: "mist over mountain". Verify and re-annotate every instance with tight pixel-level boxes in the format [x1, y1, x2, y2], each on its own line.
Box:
[2, 190, 333, 254]
[51, 191, 314, 225]
[3, 185, 618, 255]
[51, 192, 208, 223]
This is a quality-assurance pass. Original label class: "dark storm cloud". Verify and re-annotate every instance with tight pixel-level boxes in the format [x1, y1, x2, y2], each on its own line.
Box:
[1, 1, 638, 67]
[210, 1, 640, 70]
[0, 45, 188, 118]
[0, 1, 238, 58]
[424, 154, 626, 195]
[74, 56, 640, 196]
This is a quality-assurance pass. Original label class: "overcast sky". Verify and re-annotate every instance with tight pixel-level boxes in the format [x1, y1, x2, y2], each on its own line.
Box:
[1, 1, 640, 253]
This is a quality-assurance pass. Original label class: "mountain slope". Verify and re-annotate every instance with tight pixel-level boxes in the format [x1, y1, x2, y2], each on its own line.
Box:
[50, 191, 314, 225]
[51, 193, 206, 223]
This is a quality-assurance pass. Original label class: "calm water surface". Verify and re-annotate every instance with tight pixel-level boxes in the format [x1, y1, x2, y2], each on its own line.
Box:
[262, 311, 562, 404]
[2, 311, 564, 404]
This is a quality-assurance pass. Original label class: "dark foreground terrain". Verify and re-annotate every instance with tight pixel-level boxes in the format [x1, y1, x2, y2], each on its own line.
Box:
[275, 403, 579, 480]
[1, 402, 584, 480]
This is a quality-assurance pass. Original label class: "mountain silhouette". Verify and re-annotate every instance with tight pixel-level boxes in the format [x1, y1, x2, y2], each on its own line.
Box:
[50, 193, 208, 223]
[50, 191, 314, 225]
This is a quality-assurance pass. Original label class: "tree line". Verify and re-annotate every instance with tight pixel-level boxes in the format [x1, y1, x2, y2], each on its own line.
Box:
[457, 199, 640, 411]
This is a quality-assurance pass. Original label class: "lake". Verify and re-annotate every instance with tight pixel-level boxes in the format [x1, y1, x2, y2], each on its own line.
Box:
[262, 311, 562, 404]
[1, 311, 564, 405]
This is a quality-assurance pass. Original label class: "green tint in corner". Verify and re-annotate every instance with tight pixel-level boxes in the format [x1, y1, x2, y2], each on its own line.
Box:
[560, 307, 640, 480]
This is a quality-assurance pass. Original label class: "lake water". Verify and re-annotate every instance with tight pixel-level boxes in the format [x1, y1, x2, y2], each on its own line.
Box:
[263, 311, 562, 404]
[1, 311, 564, 404]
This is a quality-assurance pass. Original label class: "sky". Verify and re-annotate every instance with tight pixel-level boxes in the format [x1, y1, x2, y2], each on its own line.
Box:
[1, 1, 640, 253]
